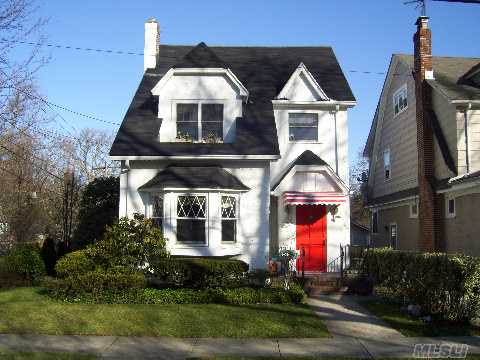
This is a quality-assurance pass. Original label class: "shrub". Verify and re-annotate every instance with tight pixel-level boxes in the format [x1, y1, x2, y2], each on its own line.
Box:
[149, 257, 249, 288]
[72, 176, 119, 250]
[43, 268, 146, 296]
[45, 283, 305, 305]
[0, 256, 30, 288]
[55, 249, 95, 278]
[88, 213, 168, 269]
[363, 248, 480, 322]
[40, 237, 59, 276]
[6, 244, 45, 280]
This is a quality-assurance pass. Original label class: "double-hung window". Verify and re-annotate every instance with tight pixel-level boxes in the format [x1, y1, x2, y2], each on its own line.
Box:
[390, 223, 397, 249]
[383, 149, 391, 180]
[221, 195, 237, 243]
[176, 195, 207, 244]
[150, 194, 164, 230]
[393, 85, 408, 116]
[201, 104, 223, 141]
[372, 211, 378, 234]
[176, 103, 224, 142]
[446, 197, 456, 218]
[288, 113, 318, 142]
[176, 104, 198, 140]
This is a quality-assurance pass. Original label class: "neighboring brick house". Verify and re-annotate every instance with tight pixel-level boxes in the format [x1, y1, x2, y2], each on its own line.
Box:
[363, 16, 480, 255]
[110, 19, 356, 270]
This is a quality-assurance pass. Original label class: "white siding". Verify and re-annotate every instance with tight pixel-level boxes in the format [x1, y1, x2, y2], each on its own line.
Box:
[119, 160, 270, 269]
[467, 108, 480, 173]
[156, 74, 243, 143]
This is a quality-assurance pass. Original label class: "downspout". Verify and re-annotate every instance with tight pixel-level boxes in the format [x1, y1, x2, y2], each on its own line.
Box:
[334, 104, 340, 175]
[464, 103, 471, 173]
[125, 160, 130, 216]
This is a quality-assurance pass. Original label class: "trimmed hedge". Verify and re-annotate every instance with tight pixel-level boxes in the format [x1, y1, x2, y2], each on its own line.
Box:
[149, 257, 249, 288]
[43, 283, 305, 305]
[363, 248, 480, 322]
[42, 268, 146, 295]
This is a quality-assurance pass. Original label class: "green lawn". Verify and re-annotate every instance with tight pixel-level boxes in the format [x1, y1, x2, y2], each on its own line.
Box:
[0, 350, 94, 360]
[0, 287, 329, 338]
[191, 357, 480, 360]
[359, 299, 480, 337]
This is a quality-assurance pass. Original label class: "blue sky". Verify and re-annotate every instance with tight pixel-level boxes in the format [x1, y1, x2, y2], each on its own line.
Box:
[31, 0, 480, 165]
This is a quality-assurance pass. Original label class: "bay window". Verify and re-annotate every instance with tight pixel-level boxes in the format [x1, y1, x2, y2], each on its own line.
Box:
[150, 194, 164, 230]
[176, 195, 207, 244]
[221, 195, 237, 243]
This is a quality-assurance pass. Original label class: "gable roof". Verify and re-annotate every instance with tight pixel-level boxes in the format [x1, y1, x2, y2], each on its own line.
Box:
[138, 166, 250, 191]
[397, 54, 480, 101]
[363, 54, 480, 158]
[110, 43, 355, 158]
[271, 150, 328, 191]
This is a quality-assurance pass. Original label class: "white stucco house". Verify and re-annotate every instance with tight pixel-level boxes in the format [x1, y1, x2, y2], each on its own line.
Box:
[109, 19, 356, 271]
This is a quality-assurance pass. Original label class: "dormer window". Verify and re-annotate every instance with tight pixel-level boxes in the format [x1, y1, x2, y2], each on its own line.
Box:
[176, 103, 224, 142]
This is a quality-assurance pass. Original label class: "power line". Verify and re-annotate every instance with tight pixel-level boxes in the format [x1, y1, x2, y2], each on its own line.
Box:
[0, 38, 397, 77]
[0, 39, 145, 56]
[0, 143, 62, 180]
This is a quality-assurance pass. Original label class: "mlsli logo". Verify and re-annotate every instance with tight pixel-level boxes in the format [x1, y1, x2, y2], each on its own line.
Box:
[413, 344, 468, 358]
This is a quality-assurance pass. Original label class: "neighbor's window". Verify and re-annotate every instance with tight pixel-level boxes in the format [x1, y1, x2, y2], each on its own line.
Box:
[410, 201, 418, 218]
[176, 195, 207, 243]
[289, 113, 318, 142]
[176, 104, 198, 140]
[176, 103, 224, 142]
[201, 104, 223, 141]
[383, 149, 391, 180]
[390, 223, 397, 249]
[393, 85, 408, 116]
[150, 194, 164, 229]
[221, 195, 237, 243]
[446, 197, 456, 218]
[372, 211, 378, 234]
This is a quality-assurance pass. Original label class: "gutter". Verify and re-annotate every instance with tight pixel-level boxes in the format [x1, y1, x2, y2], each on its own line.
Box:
[110, 154, 281, 161]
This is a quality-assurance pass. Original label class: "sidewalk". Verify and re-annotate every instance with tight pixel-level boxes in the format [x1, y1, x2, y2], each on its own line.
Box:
[0, 295, 479, 359]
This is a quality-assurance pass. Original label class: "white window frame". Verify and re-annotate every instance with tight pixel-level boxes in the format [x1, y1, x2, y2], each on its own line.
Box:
[287, 110, 320, 143]
[393, 84, 408, 116]
[148, 193, 165, 233]
[371, 210, 379, 234]
[173, 100, 226, 142]
[174, 193, 209, 246]
[220, 194, 239, 244]
[446, 197, 456, 218]
[390, 223, 398, 249]
[383, 149, 391, 181]
[409, 200, 419, 218]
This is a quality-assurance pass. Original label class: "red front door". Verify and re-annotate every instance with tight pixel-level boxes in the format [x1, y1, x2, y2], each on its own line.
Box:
[296, 205, 327, 272]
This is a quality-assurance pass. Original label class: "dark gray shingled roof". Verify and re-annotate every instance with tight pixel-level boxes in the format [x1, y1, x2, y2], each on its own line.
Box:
[138, 166, 250, 191]
[271, 150, 328, 191]
[398, 54, 480, 101]
[364, 54, 480, 159]
[110, 43, 355, 157]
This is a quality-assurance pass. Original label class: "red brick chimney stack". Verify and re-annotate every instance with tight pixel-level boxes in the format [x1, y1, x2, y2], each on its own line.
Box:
[413, 16, 438, 252]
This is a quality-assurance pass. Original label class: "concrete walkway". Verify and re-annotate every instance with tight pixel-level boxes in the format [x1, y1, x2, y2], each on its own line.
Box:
[0, 295, 479, 359]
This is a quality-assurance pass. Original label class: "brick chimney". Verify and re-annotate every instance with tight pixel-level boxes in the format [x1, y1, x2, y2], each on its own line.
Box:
[144, 18, 160, 71]
[413, 16, 439, 252]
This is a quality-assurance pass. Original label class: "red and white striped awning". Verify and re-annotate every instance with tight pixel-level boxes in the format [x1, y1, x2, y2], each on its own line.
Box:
[284, 191, 346, 205]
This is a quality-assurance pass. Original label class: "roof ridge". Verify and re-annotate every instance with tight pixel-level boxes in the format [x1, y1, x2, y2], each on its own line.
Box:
[160, 43, 334, 49]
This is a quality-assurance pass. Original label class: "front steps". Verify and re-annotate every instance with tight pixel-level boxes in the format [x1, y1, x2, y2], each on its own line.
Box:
[303, 272, 347, 296]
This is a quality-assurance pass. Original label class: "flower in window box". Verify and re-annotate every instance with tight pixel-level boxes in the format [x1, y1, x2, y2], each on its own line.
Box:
[202, 132, 223, 144]
[175, 132, 194, 142]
